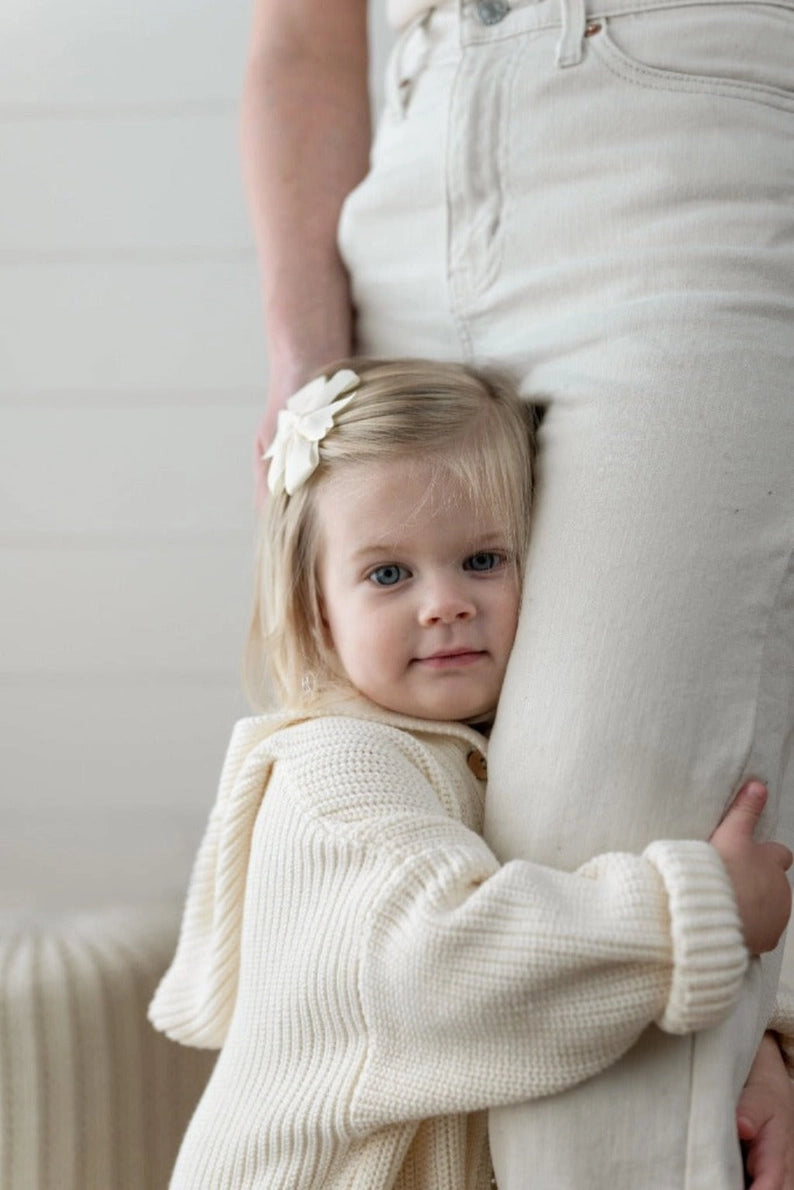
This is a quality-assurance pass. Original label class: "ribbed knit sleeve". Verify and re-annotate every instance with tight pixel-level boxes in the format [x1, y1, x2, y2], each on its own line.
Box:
[248, 717, 746, 1127]
[644, 840, 749, 1034]
[149, 714, 286, 1047]
[350, 820, 746, 1127]
[149, 712, 749, 1187]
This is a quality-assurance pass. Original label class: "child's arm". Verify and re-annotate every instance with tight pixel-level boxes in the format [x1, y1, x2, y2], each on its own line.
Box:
[349, 777, 789, 1128]
[150, 719, 790, 1132]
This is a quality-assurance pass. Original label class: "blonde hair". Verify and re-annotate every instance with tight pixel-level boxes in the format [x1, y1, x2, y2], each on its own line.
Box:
[245, 357, 536, 711]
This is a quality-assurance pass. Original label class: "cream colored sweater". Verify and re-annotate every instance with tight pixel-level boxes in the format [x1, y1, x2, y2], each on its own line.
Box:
[150, 704, 750, 1189]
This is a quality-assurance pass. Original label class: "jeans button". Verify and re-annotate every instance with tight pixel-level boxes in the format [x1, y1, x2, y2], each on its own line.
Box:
[476, 0, 510, 24]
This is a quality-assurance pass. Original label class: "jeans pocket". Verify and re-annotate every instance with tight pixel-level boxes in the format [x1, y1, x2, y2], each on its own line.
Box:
[383, 10, 435, 117]
[589, 2, 794, 111]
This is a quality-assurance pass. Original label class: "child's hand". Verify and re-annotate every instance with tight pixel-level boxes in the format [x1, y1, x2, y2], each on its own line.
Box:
[737, 1032, 794, 1189]
[709, 782, 792, 956]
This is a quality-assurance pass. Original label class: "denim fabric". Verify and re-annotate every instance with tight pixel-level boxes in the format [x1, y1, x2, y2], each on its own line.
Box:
[338, 4, 794, 1183]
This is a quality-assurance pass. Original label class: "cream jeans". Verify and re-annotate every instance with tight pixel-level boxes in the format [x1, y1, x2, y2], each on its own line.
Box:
[338, 1, 794, 1184]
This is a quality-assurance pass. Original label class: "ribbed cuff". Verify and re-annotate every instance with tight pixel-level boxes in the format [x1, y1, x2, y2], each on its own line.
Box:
[644, 840, 748, 1035]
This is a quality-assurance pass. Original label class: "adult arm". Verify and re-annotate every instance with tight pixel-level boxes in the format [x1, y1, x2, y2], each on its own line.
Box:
[240, 0, 371, 496]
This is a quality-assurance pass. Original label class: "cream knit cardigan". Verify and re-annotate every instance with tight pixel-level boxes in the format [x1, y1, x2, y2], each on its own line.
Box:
[150, 703, 750, 1189]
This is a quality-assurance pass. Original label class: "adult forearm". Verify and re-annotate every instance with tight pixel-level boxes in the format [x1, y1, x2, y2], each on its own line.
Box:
[240, 8, 371, 382]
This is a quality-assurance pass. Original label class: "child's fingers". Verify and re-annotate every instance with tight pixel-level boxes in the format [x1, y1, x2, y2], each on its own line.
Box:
[711, 784, 792, 875]
[713, 781, 768, 841]
[764, 841, 794, 872]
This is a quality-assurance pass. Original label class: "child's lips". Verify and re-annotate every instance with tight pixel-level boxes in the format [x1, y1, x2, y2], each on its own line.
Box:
[415, 649, 486, 669]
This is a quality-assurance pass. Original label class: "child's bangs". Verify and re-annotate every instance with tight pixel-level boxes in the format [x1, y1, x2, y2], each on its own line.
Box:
[427, 424, 532, 562]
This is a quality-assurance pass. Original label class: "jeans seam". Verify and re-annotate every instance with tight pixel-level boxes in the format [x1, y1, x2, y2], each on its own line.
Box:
[589, 23, 794, 110]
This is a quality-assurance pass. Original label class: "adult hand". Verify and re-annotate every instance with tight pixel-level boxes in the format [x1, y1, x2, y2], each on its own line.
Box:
[241, 0, 369, 510]
[738, 1032, 794, 1189]
[253, 373, 298, 510]
[709, 782, 792, 955]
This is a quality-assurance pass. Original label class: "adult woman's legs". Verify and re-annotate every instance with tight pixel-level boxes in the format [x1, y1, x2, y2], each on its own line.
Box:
[482, 311, 794, 1189]
[340, 2, 794, 1183]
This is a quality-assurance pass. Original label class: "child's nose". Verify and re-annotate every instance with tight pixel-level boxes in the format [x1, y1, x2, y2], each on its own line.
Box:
[419, 579, 476, 626]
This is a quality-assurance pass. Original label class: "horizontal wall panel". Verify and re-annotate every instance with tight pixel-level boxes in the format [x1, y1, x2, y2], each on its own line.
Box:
[0, 115, 249, 255]
[0, 0, 250, 109]
[1, 805, 210, 911]
[0, 0, 398, 921]
[0, 675, 245, 814]
[0, 0, 392, 112]
[0, 541, 255, 676]
[0, 259, 266, 390]
[0, 387, 264, 409]
[0, 403, 258, 537]
[0, 679, 249, 906]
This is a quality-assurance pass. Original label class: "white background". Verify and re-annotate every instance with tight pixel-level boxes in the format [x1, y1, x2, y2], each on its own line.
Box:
[0, 0, 393, 911]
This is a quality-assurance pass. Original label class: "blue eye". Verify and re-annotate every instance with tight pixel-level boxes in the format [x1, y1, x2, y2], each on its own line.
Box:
[464, 551, 504, 572]
[368, 564, 409, 587]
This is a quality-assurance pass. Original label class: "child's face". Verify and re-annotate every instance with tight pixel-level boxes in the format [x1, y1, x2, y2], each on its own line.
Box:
[316, 456, 521, 722]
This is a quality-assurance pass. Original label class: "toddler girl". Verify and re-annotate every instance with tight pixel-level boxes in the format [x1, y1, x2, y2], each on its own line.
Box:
[150, 359, 791, 1189]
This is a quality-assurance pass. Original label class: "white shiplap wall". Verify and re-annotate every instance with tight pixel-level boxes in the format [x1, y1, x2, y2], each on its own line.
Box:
[0, 0, 392, 911]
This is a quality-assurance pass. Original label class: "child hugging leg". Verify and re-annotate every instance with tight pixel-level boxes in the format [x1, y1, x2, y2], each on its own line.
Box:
[150, 359, 791, 1189]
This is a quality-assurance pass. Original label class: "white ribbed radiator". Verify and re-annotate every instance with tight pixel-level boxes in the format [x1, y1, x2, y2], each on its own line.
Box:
[0, 904, 215, 1189]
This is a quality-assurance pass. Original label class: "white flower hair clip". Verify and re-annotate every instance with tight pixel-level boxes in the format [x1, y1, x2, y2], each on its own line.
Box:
[264, 369, 360, 496]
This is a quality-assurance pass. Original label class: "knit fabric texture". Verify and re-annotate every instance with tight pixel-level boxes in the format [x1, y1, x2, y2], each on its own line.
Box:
[1, 904, 214, 1189]
[149, 704, 749, 1189]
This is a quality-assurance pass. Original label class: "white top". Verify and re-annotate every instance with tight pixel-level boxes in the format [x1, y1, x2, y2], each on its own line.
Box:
[387, 0, 434, 28]
[150, 702, 749, 1189]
